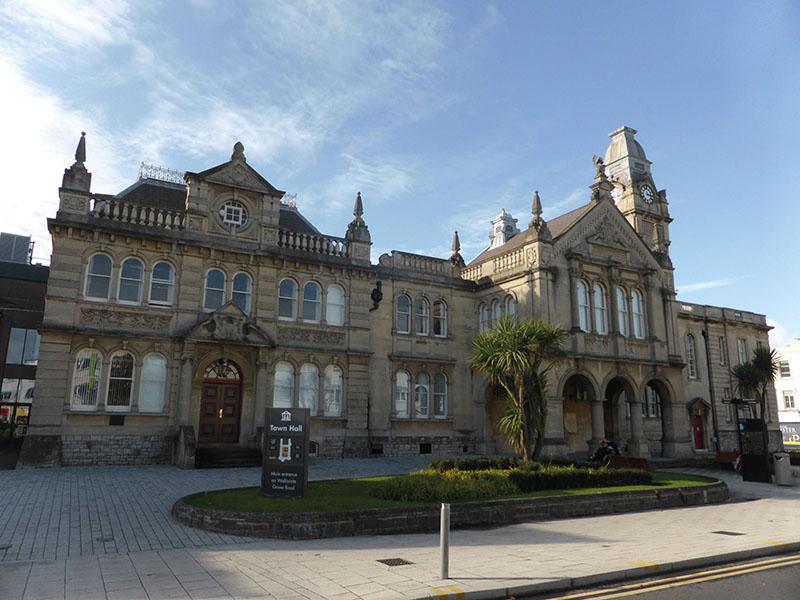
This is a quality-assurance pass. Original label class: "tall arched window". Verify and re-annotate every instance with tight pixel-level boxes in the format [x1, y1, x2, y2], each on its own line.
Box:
[302, 281, 322, 321]
[479, 304, 490, 332]
[685, 334, 697, 379]
[204, 269, 226, 310]
[139, 354, 167, 413]
[326, 285, 345, 326]
[615, 286, 628, 337]
[149, 261, 175, 305]
[273, 362, 295, 408]
[593, 283, 607, 334]
[232, 272, 252, 313]
[434, 373, 447, 417]
[278, 279, 298, 319]
[118, 258, 144, 303]
[491, 299, 502, 327]
[71, 349, 102, 409]
[323, 365, 343, 417]
[107, 351, 134, 411]
[505, 295, 517, 324]
[576, 280, 590, 332]
[395, 370, 410, 417]
[631, 290, 645, 339]
[396, 295, 411, 333]
[415, 298, 430, 335]
[415, 373, 430, 417]
[85, 254, 112, 300]
[299, 363, 319, 414]
[433, 300, 447, 337]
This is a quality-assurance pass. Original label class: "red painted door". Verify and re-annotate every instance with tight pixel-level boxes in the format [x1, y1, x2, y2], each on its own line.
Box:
[692, 414, 705, 449]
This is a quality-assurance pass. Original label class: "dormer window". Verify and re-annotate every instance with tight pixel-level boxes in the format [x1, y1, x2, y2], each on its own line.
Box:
[219, 201, 248, 229]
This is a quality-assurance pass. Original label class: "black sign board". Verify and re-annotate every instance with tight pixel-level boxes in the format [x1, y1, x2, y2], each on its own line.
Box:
[261, 408, 310, 497]
[738, 418, 770, 483]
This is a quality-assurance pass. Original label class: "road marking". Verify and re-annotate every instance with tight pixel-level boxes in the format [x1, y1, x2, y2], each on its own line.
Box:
[629, 560, 660, 572]
[548, 553, 800, 599]
[447, 585, 466, 598]
[430, 585, 466, 599]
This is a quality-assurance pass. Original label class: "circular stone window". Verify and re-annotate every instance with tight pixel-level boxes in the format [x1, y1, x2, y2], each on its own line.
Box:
[218, 201, 248, 229]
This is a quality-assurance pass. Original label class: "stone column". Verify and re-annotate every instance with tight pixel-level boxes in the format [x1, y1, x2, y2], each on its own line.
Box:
[627, 397, 649, 457]
[177, 355, 193, 426]
[567, 265, 580, 331]
[590, 398, 605, 448]
[253, 358, 268, 437]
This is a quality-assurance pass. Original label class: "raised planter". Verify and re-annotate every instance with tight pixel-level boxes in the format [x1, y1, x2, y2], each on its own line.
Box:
[172, 480, 728, 540]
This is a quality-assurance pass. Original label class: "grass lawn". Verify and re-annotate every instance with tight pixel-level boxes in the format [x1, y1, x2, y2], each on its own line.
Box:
[185, 472, 717, 513]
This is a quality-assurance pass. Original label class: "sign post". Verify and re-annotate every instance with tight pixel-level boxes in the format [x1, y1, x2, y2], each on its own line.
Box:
[261, 408, 310, 497]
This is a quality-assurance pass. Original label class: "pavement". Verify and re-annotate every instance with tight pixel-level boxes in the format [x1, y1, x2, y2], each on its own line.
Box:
[0, 458, 798, 600]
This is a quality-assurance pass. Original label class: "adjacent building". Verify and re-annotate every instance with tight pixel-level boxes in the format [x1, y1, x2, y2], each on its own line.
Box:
[775, 338, 800, 450]
[18, 127, 780, 468]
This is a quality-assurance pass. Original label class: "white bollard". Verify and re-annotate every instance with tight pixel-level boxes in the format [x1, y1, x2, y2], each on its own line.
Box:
[440, 503, 450, 579]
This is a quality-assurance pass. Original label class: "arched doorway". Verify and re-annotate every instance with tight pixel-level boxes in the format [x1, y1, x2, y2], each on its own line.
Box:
[198, 358, 243, 445]
[562, 374, 596, 456]
[604, 377, 634, 448]
[485, 384, 515, 455]
[688, 398, 710, 450]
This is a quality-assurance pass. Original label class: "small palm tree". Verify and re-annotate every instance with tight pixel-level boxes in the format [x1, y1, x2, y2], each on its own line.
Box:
[731, 346, 778, 455]
[470, 317, 565, 460]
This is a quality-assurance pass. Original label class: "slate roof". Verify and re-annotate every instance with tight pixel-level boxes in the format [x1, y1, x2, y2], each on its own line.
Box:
[116, 178, 186, 211]
[278, 206, 320, 235]
[467, 202, 594, 266]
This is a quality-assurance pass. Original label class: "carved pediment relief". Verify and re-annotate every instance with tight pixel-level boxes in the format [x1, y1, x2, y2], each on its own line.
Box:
[181, 303, 274, 347]
[206, 162, 272, 194]
[585, 216, 630, 252]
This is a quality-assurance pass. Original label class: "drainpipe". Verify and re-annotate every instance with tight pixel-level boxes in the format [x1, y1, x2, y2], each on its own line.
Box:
[701, 317, 720, 451]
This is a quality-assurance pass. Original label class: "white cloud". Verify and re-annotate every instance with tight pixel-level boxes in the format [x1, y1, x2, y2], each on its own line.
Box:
[676, 276, 747, 294]
[767, 319, 794, 350]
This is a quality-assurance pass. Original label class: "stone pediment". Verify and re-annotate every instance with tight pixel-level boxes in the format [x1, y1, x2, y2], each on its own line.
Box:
[585, 215, 630, 252]
[193, 143, 284, 196]
[181, 303, 274, 347]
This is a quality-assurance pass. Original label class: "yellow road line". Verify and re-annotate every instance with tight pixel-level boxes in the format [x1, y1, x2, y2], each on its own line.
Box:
[549, 553, 800, 600]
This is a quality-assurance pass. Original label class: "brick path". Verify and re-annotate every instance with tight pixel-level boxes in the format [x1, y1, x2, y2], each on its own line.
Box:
[0, 461, 798, 600]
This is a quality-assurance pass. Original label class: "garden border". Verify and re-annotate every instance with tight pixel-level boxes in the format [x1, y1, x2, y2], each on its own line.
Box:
[172, 479, 729, 540]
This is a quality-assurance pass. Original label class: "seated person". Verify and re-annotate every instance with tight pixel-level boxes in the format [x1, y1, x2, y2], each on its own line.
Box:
[589, 439, 620, 466]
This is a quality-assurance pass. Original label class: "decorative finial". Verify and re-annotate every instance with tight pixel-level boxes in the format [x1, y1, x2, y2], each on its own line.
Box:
[353, 191, 364, 220]
[449, 230, 465, 267]
[451, 230, 461, 253]
[231, 141, 245, 161]
[75, 132, 86, 165]
[531, 191, 542, 226]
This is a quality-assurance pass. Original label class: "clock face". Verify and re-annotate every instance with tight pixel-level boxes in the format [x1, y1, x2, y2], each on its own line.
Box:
[640, 184, 655, 204]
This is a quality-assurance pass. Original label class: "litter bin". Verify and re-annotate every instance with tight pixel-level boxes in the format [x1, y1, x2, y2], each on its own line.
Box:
[773, 452, 793, 486]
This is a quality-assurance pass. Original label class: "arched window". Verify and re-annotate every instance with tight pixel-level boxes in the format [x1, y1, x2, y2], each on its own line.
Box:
[326, 285, 345, 326]
[323, 365, 343, 417]
[139, 354, 167, 413]
[631, 290, 645, 339]
[273, 362, 294, 408]
[278, 278, 298, 319]
[415, 298, 430, 335]
[593, 283, 607, 335]
[71, 349, 102, 409]
[395, 370, 410, 417]
[118, 258, 144, 303]
[302, 281, 322, 321]
[685, 335, 697, 379]
[85, 254, 112, 300]
[299, 363, 318, 414]
[645, 384, 662, 418]
[433, 300, 447, 337]
[505, 295, 517, 324]
[396, 295, 411, 333]
[615, 286, 628, 337]
[576, 280, 590, 332]
[204, 269, 225, 310]
[232, 272, 252, 313]
[434, 373, 447, 417]
[491, 299, 502, 327]
[149, 261, 175, 305]
[107, 351, 134, 411]
[479, 303, 490, 332]
[415, 372, 430, 417]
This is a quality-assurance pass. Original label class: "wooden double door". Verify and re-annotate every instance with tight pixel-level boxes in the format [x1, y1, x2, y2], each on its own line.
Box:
[198, 382, 241, 444]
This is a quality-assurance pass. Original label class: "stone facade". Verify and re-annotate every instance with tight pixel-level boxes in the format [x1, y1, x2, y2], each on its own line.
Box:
[19, 127, 780, 468]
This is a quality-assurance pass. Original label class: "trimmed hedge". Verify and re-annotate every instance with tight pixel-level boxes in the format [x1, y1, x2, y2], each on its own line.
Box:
[370, 469, 518, 502]
[509, 465, 652, 492]
[429, 457, 541, 472]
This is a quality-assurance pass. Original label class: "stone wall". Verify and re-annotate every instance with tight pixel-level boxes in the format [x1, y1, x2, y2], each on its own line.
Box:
[61, 434, 172, 466]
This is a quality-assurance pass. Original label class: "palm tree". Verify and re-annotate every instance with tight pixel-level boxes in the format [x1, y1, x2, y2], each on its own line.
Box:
[731, 345, 779, 454]
[470, 317, 565, 460]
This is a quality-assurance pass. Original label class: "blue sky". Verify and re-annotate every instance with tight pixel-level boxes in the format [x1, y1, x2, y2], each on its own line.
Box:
[1, 0, 798, 346]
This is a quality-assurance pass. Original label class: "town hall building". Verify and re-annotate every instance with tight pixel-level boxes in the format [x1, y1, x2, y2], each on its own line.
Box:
[17, 126, 780, 467]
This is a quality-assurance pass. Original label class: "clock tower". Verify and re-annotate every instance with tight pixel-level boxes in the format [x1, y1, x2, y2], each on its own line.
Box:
[603, 126, 672, 257]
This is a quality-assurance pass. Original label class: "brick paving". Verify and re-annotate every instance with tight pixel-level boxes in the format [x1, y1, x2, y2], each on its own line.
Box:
[0, 461, 798, 600]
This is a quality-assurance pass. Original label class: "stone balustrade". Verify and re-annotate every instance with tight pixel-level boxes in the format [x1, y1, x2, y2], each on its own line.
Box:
[277, 229, 350, 258]
[379, 251, 450, 274]
[90, 196, 185, 230]
[493, 247, 525, 273]
[461, 264, 483, 281]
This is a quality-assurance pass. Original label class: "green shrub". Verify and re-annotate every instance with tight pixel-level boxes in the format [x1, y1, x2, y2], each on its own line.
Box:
[370, 469, 518, 502]
[428, 456, 541, 472]
[509, 465, 651, 492]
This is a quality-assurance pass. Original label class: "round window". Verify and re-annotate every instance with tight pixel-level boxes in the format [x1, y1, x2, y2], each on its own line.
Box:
[218, 201, 248, 229]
